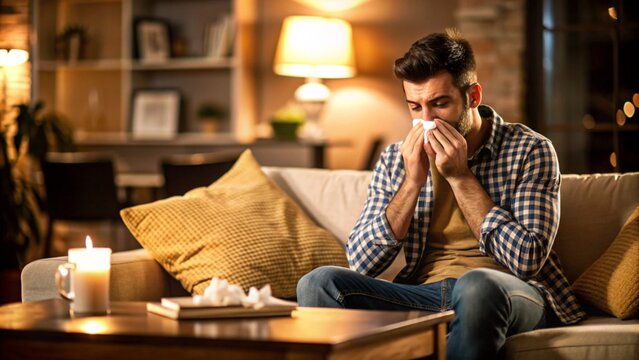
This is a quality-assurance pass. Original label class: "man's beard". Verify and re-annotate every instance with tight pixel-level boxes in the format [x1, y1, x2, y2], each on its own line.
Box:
[454, 102, 472, 138]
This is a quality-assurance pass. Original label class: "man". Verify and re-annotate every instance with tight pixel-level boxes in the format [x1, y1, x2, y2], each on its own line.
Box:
[296, 29, 585, 359]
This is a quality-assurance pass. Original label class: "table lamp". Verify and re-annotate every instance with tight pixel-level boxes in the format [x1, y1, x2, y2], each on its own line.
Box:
[273, 16, 356, 140]
[0, 48, 29, 121]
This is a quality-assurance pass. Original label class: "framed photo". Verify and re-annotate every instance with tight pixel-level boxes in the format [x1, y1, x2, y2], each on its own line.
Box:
[130, 89, 180, 140]
[134, 18, 171, 62]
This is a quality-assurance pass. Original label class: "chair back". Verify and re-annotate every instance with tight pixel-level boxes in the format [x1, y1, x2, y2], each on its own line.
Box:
[42, 152, 120, 221]
[363, 137, 385, 170]
[161, 151, 240, 197]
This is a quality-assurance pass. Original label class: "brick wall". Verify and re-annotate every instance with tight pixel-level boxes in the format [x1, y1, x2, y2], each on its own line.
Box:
[456, 0, 524, 123]
[0, 0, 30, 123]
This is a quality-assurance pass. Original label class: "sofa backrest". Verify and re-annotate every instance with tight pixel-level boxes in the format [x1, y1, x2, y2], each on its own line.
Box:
[263, 167, 372, 244]
[555, 172, 639, 282]
[263, 167, 639, 284]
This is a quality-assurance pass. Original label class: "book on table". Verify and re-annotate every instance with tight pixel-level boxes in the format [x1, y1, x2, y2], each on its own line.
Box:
[147, 297, 298, 320]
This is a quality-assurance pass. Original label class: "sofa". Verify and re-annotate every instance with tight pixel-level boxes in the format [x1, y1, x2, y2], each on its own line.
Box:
[21, 167, 639, 359]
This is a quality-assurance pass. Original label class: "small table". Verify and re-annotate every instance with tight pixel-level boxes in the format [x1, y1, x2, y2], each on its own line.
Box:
[0, 300, 453, 360]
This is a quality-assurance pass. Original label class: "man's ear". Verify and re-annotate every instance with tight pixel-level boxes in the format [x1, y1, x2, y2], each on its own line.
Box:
[468, 83, 482, 108]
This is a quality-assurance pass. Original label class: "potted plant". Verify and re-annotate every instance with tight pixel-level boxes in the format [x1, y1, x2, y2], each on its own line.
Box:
[196, 102, 226, 133]
[0, 101, 74, 303]
[271, 102, 305, 141]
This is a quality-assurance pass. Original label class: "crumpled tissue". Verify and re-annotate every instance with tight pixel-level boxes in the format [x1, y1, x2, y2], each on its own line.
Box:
[193, 277, 275, 310]
[412, 119, 436, 144]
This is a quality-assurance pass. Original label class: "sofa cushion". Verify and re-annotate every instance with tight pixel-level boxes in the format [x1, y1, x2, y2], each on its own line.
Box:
[504, 319, 639, 360]
[120, 150, 348, 298]
[554, 173, 639, 283]
[262, 167, 372, 245]
[572, 206, 639, 319]
[261, 167, 406, 281]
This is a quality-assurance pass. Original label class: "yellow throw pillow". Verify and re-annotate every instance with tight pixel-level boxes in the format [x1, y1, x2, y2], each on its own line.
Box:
[572, 206, 639, 319]
[120, 150, 348, 298]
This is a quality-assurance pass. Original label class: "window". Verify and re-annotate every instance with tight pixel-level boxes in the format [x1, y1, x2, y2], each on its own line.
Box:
[526, 0, 639, 173]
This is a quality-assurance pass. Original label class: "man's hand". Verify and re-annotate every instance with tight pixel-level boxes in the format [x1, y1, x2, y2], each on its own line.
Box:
[400, 122, 430, 187]
[386, 122, 431, 241]
[425, 118, 471, 180]
[425, 118, 494, 241]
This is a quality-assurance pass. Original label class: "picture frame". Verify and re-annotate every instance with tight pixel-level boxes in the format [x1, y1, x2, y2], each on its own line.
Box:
[133, 17, 171, 62]
[130, 89, 180, 140]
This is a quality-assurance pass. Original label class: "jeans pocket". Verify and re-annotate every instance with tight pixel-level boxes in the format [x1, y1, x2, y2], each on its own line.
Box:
[440, 278, 456, 311]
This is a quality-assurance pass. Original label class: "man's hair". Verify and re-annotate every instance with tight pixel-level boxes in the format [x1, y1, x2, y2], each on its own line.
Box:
[394, 28, 477, 91]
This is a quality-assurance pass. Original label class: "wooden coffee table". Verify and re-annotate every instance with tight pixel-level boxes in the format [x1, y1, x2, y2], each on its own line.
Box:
[0, 299, 453, 360]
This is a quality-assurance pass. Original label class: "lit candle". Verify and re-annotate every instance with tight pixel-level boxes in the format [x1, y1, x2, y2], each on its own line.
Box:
[67, 235, 112, 314]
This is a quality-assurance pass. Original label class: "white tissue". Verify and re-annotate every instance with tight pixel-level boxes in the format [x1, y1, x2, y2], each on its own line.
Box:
[193, 277, 275, 309]
[412, 119, 436, 144]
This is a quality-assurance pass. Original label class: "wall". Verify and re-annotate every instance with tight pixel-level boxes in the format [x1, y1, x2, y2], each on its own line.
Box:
[456, 0, 524, 124]
[0, 0, 30, 124]
[256, 0, 525, 169]
[256, 0, 458, 169]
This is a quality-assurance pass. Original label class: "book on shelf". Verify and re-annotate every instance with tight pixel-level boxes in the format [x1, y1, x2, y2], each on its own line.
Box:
[147, 296, 297, 320]
[204, 15, 235, 58]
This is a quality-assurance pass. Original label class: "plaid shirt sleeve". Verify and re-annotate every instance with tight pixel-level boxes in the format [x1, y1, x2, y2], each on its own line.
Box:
[479, 139, 561, 280]
[347, 146, 403, 277]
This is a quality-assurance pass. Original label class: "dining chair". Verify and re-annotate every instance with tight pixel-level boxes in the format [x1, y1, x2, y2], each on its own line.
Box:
[161, 151, 241, 197]
[41, 152, 121, 257]
[362, 137, 385, 171]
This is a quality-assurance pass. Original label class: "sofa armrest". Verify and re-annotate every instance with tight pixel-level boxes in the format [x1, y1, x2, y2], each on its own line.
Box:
[21, 248, 188, 302]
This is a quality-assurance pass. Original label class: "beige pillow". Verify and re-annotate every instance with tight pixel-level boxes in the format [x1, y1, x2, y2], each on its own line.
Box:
[120, 150, 348, 298]
[572, 206, 639, 319]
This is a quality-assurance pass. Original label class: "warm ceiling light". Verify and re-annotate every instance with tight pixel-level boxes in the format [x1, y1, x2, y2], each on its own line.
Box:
[0, 48, 29, 67]
[608, 7, 618, 20]
[633, 93, 639, 108]
[274, 16, 356, 79]
[294, 0, 371, 12]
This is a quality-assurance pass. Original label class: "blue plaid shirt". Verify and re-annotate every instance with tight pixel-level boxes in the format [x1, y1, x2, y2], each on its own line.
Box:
[347, 105, 586, 324]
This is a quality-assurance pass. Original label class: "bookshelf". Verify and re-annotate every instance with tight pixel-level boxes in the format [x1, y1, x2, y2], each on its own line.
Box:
[31, 0, 257, 142]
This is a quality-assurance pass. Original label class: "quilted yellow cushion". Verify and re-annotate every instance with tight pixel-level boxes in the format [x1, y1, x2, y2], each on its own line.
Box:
[572, 206, 639, 319]
[120, 150, 348, 298]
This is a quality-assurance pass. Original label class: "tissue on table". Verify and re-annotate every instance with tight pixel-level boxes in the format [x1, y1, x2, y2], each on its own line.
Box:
[193, 277, 275, 310]
[412, 119, 436, 144]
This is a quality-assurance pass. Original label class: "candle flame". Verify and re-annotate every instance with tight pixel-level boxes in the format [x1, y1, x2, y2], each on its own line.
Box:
[85, 235, 93, 249]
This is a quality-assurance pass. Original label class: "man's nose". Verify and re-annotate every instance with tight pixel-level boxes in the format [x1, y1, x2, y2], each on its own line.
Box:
[418, 108, 435, 121]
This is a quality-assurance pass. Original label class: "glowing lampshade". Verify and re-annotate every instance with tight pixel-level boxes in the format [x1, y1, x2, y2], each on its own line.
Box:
[274, 16, 356, 80]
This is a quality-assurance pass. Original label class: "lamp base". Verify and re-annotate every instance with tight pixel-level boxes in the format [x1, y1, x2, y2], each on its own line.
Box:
[297, 99, 325, 141]
[299, 119, 325, 141]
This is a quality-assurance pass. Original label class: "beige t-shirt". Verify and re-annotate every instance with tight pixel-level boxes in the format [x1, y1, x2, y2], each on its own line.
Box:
[417, 163, 508, 284]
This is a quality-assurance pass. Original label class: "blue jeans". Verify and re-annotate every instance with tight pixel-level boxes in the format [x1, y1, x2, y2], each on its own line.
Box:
[297, 266, 549, 360]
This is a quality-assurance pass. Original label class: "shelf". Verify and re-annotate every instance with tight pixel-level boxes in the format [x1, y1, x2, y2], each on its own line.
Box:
[131, 57, 236, 71]
[37, 57, 236, 71]
[37, 59, 126, 71]
[74, 132, 241, 146]
[73, 132, 348, 148]
[33, 0, 256, 140]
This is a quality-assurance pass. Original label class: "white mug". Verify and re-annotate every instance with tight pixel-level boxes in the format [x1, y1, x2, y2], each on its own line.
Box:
[55, 247, 111, 315]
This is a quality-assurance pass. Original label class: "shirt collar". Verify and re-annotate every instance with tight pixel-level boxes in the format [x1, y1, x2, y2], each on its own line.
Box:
[469, 105, 502, 161]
